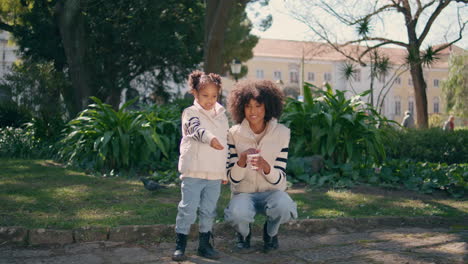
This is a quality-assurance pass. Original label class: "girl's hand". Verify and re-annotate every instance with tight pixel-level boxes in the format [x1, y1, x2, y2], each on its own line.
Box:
[210, 138, 224, 150]
[222, 180, 228, 185]
[237, 148, 259, 168]
[250, 154, 271, 174]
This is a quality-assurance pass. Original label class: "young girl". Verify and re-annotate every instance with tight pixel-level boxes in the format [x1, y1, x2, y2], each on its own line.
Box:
[172, 70, 229, 261]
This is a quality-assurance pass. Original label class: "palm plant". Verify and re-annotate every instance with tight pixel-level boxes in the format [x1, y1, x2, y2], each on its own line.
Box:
[282, 82, 392, 166]
[58, 97, 171, 174]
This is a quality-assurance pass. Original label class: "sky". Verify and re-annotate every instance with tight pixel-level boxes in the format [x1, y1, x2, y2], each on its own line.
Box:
[247, 0, 468, 50]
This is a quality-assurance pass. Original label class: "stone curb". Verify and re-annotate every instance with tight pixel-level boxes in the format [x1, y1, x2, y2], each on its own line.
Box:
[1, 216, 466, 246]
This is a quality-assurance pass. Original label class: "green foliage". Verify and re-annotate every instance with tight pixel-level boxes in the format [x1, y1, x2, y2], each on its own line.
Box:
[58, 97, 176, 174]
[223, 3, 259, 79]
[0, 101, 32, 128]
[282, 83, 392, 166]
[0, 60, 69, 136]
[0, 126, 57, 159]
[370, 160, 467, 198]
[287, 157, 467, 198]
[442, 52, 468, 117]
[384, 128, 468, 164]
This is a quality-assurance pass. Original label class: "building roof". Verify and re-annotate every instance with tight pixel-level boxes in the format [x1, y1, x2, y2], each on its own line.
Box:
[253, 38, 465, 69]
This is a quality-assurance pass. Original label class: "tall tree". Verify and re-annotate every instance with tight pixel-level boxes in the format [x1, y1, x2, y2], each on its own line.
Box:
[442, 51, 468, 117]
[204, 0, 271, 74]
[1, 0, 205, 115]
[288, 0, 468, 128]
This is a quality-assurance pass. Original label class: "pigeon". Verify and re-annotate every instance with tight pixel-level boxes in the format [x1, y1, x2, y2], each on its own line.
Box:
[140, 178, 166, 191]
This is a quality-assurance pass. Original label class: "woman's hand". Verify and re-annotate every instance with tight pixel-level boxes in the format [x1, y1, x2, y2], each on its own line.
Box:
[237, 148, 259, 168]
[250, 154, 271, 174]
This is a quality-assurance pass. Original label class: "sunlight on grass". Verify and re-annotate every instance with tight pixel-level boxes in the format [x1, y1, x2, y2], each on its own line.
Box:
[52, 185, 90, 200]
[7, 195, 37, 204]
[75, 209, 115, 221]
[312, 209, 346, 218]
[326, 190, 377, 203]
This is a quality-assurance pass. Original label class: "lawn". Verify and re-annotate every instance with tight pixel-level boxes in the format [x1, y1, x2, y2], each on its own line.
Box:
[0, 159, 466, 229]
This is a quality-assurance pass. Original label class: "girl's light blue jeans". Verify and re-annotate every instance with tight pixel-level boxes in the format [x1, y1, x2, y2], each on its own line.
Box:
[175, 177, 221, 235]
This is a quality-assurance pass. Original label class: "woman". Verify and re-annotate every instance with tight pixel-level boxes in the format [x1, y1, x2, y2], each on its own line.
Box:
[224, 80, 298, 253]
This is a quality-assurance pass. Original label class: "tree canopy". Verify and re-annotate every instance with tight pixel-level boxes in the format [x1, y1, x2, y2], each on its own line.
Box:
[442, 51, 468, 117]
[1, 0, 265, 117]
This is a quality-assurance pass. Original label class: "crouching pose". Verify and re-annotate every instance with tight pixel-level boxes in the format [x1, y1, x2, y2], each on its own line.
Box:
[224, 80, 298, 253]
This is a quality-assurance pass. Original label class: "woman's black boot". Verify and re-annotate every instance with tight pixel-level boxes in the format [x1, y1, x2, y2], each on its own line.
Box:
[198, 231, 220, 259]
[263, 222, 279, 253]
[172, 233, 187, 261]
[236, 224, 251, 249]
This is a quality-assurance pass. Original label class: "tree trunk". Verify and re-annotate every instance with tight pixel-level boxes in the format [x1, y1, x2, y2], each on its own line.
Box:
[409, 62, 429, 128]
[203, 0, 235, 74]
[55, 0, 91, 118]
[106, 88, 121, 110]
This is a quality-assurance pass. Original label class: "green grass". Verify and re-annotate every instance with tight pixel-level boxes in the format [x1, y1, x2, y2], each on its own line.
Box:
[0, 159, 466, 229]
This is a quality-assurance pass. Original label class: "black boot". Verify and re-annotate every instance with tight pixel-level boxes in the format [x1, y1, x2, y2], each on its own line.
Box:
[198, 231, 220, 259]
[263, 222, 279, 253]
[172, 233, 187, 261]
[236, 224, 251, 249]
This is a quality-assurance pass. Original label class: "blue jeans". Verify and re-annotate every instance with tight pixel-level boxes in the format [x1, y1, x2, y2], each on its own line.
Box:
[224, 190, 298, 238]
[175, 177, 221, 235]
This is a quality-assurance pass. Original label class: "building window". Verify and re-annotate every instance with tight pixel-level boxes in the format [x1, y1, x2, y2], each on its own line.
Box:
[256, 69, 264, 79]
[394, 77, 401, 85]
[307, 72, 315, 82]
[273, 71, 282, 81]
[433, 97, 440, 113]
[408, 78, 413, 85]
[354, 69, 361, 82]
[394, 97, 401, 116]
[290, 70, 299, 83]
[433, 79, 439, 88]
[408, 96, 414, 114]
[324, 72, 332, 82]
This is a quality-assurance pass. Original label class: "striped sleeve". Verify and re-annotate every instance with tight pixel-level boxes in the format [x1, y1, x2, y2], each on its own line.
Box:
[262, 132, 290, 185]
[226, 131, 246, 184]
[182, 109, 215, 144]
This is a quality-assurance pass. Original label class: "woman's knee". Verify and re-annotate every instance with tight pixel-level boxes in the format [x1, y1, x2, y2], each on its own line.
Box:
[224, 195, 255, 222]
[266, 191, 297, 217]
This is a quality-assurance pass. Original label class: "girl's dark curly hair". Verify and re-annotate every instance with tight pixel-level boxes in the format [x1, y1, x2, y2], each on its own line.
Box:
[228, 80, 284, 124]
[188, 70, 222, 93]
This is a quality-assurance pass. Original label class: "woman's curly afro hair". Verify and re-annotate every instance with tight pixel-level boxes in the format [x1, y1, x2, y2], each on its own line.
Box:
[228, 80, 284, 124]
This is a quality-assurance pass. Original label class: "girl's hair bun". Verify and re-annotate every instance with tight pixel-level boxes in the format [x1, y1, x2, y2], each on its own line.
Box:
[188, 70, 222, 92]
[188, 70, 204, 91]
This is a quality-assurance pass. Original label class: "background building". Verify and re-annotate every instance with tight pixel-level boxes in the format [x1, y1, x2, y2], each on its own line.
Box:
[223, 39, 465, 123]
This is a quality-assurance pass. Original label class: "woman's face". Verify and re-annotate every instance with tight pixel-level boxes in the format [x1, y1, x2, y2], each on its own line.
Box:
[244, 99, 265, 126]
[193, 83, 219, 111]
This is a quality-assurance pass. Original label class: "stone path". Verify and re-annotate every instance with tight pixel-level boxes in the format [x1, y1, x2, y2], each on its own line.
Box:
[1, 227, 466, 264]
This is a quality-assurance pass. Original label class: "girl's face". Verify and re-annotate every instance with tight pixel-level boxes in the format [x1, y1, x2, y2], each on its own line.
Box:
[193, 84, 219, 111]
[244, 99, 265, 126]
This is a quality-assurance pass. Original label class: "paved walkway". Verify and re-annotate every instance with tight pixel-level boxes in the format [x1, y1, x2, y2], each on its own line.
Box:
[1, 227, 466, 264]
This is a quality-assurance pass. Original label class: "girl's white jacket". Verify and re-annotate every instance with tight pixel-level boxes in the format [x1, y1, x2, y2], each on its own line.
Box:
[178, 101, 229, 180]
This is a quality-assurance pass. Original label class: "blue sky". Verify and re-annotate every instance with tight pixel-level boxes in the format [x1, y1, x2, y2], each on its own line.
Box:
[247, 0, 468, 50]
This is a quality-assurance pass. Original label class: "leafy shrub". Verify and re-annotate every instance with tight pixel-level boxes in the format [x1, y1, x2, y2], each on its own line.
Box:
[384, 128, 468, 164]
[370, 160, 467, 198]
[0, 126, 57, 159]
[0, 102, 32, 128]
[282, 83, 393, 165]
[287, 157, 467, 198]
[58, 97, 174, 174]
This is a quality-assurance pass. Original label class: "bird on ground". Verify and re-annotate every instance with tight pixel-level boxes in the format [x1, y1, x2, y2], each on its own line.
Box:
[140, 178, 166, 191]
